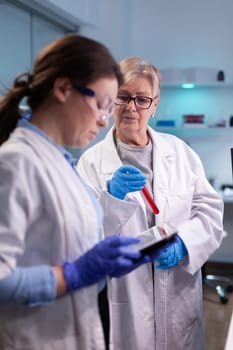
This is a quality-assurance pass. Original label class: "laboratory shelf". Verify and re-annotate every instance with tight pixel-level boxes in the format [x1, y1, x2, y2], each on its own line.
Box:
[152, 126, 232, 140]
[161, 83, 233, 88]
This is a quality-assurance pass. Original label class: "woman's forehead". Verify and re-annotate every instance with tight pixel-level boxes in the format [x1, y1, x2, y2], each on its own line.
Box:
[121, 76, 154, 94]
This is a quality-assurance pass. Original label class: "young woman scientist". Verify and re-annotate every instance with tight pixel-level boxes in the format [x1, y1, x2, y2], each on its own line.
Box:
[77, 56, 224, 350]
[0, 37, 150, 350]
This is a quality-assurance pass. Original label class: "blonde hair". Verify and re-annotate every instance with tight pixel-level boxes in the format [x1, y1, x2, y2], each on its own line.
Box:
[119, 56, 161, 97]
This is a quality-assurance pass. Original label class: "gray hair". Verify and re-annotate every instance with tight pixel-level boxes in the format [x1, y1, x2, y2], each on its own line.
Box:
[119, 56, 161, 96]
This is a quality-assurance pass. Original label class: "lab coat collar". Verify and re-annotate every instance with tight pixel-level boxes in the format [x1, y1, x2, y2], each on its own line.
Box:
[18, 118, 77, 168]
[100, 126, 176, 174]
[147, 126, 176, 158]
[100, 127, 122, 173]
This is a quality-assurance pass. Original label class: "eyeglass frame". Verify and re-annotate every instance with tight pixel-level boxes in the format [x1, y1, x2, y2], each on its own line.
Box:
[73, 84, 114, 119]
[115, 93, 158, 110]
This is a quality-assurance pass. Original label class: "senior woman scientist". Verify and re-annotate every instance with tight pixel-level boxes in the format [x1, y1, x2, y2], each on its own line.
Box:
[77, 56, 224, 350]
[0, 38, 151, 350]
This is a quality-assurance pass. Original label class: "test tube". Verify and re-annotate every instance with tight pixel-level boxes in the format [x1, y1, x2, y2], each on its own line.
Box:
[141, 186, 159, 215]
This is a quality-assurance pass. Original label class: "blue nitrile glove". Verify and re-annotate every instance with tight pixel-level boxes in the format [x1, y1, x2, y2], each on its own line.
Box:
[110, 255, 150, 278]
[153, 235, 188, 270]
[107, 164, 147, 200]
[0, 266, 56, 306]
[63, 235, 141, 291]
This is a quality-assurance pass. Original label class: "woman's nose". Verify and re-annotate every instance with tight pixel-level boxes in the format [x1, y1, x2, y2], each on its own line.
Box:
[125, 99, 136, 111]
[98, 115, 109, 127]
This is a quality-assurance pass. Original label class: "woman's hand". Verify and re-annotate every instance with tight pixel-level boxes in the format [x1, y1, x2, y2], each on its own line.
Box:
[107, 164, 146, 199]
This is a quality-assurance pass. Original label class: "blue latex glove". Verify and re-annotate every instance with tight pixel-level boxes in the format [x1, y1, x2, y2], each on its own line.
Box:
[63, 235, 142, 291]
[107, 164, 147, 199]
[153, 235, 188, 270]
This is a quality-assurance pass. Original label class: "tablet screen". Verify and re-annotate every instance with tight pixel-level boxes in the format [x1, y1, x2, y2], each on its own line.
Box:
[136, 225, 177, 256]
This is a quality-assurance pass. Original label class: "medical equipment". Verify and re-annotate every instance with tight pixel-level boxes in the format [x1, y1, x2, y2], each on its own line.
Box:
[141, 186, 159, 214]
[134, 223, 176, 254]
[63, 235, 141, 291]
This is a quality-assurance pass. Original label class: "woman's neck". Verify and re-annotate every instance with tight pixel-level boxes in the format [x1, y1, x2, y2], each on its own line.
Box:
[115, 129, 149, 146]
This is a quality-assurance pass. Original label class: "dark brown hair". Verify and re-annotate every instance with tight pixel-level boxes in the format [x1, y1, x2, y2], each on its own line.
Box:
[0, 34, 123, 145]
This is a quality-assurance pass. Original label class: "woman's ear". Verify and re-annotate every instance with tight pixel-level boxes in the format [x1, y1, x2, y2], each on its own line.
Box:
[152, 97, 160, 114]
[154, 97, 160, 107]
[53, 77, 72, 102]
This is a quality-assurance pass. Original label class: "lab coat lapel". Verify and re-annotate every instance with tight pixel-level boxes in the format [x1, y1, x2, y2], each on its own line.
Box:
[100, 127, 122, 174]
[148, 127, 176, 225]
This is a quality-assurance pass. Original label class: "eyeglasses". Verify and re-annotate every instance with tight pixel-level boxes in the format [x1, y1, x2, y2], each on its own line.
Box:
[74, 85, 114, 120]
[115, 93, 157, 110]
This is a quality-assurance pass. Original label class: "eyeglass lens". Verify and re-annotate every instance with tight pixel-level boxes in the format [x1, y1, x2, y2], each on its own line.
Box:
[75, 84, 114, 119]
[96, 96, 114, 117]
[115, 94, 153, 109]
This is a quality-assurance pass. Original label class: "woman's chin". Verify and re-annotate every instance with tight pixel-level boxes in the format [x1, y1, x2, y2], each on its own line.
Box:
[78, 137, 93, 148]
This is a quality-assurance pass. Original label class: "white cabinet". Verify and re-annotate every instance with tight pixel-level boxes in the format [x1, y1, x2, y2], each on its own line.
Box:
[160, 68, 233, 88]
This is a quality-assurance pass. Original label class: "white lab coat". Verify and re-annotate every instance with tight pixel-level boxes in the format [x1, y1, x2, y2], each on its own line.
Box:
[0, 128, 105, 350]
[77, 126, 224, 350]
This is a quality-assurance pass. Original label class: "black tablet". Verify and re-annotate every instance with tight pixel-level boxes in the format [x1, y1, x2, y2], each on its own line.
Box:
[136, 225, 177, 256]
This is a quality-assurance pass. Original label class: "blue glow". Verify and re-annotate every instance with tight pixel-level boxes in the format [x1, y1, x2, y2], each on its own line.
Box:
[181, 83, 195, 89]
